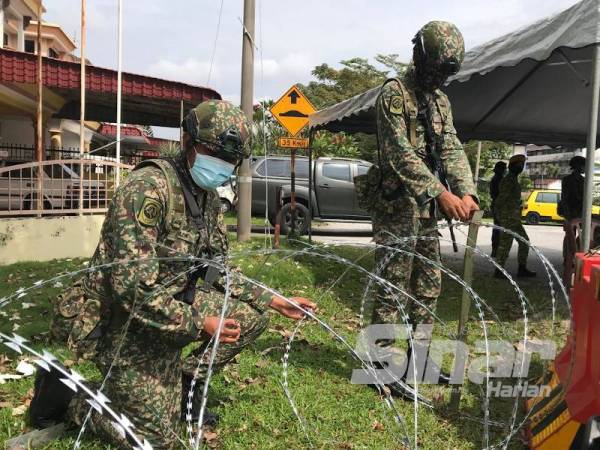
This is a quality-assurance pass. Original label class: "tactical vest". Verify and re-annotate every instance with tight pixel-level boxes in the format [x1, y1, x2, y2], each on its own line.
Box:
[136, 158, 197, 251]
[52, 158, 226, 359]
[354, 77, 451, 213]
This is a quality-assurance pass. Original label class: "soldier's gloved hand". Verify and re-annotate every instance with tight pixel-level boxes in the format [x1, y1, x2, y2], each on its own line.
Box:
[461, 195, 479, 219]
[203, 317, 241, 343]
[438, 190, 471, 222]
[269, 296, 317, 320]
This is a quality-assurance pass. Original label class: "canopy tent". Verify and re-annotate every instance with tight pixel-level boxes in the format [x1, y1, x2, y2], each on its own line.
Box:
[308, 0, 600, 249]
[309, 0, 600, 144]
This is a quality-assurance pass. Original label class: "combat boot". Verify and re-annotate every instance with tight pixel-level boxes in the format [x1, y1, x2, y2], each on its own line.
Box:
[29, 367, 75, 429]
[181, 374, 219, 427]
[517, 265, 537, 278]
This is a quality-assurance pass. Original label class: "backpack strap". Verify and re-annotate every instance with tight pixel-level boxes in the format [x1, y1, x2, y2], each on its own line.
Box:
[382, 77, 419, 147]
[135, 159, 188, 240]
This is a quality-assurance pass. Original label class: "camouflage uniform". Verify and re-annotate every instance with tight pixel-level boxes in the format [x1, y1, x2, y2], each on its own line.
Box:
[495, 172, 529, 266]
[56, 101, 270, 449]
[365, 22, 476, 325]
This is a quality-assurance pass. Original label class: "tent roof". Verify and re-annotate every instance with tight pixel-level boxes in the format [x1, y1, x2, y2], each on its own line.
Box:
[309, 0, 600, 146]
[452, 0, 600, 83]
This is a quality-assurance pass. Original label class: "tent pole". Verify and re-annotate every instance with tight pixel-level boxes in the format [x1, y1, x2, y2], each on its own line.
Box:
[474, 140, 482, 183]
[582, 44, 600, 252]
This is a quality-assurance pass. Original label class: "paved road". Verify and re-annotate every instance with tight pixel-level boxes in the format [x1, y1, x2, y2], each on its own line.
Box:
[310, 221, 564, 274]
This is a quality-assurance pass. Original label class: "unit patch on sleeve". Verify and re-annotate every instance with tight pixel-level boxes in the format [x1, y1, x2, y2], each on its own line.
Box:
[137, 197, 162, 227]
[389, 95, 403, 115]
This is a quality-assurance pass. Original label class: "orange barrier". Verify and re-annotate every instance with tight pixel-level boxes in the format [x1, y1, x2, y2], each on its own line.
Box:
[526, 253, 600, 449]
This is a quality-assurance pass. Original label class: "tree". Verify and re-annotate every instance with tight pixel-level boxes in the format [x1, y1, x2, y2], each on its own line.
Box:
[299, 58, 388, 110]
[295, 55, 407, 162]
[544, 163, 562, 178]
[463, 141, 513, 180]
[140, 125, 154, 137]
[251, 100, 288, 156]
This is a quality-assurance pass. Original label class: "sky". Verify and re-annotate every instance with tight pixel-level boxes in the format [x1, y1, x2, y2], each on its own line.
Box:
[45, 0, 581, 139]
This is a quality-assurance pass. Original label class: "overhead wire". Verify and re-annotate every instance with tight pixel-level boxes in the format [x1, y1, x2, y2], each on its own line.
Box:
[257, 0, 272, 247]
[207, 0, 225, 86]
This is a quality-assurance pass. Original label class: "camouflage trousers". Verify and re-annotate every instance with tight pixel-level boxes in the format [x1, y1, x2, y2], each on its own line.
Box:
[67, 297, 268, 449]
[371, 216, 441, 326]
[495, 216, 529, 267]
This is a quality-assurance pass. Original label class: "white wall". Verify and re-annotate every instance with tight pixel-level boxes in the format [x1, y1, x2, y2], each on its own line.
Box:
[60, 127, 82, 150]
[0, 215, 104, 265]
[0, 118, 86, 152]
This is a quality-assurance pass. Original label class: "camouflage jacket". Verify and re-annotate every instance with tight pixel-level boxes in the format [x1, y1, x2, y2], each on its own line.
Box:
[370, 67, 476, 219]
[495, 172, 522, 221]
[84, 158, 271, 347]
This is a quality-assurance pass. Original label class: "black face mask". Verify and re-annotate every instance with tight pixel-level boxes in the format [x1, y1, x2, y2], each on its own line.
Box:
[509, 163, 524, 175]
[413, 35, 461, 91]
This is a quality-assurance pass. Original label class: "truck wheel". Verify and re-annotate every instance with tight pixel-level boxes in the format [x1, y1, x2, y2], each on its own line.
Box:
[280, 203, 310, 235]
[525, 212, 540, 225]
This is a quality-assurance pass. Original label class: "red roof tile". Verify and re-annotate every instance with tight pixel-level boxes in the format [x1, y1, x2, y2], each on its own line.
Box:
[0, 48, 221, 127]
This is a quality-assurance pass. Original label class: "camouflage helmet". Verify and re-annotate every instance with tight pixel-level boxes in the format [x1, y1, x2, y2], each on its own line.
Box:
[183, 99, 252, 163]
[413, 21, 465, 90]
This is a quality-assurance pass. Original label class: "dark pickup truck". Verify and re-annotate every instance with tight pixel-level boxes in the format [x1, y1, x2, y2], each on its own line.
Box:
[251, 155, 372, 234]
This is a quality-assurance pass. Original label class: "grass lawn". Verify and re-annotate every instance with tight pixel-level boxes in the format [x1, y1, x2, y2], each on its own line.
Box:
[0, 237, 570, 449]
[223, 212, 267, 227]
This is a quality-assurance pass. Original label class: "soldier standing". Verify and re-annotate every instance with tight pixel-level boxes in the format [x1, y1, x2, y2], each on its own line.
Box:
[490, 161, 507, 257]
[494, 154, 536, 278]
[36, 100, 315, 449]
[357, 21, 478, 398]
[560, 155, 585, 221]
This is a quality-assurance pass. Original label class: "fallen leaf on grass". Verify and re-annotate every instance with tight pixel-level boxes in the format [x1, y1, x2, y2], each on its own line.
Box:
[21, 302, 35, 309]
[0, 401, 13, 408]
[16, 360, 35, 377]
[0, 355, 11, 371]
[203, 430, 219, 448]
[12, 405, 27, 416]
[259, 346, 279, 356]
[0, 374, 22, 384]
[267, 327, 292, 339]
[371, 420, 385, 431]
[254, 358, 269, 369]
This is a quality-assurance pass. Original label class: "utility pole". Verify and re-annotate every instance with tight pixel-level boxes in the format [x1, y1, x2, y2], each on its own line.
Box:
[237, 0, 255, 242]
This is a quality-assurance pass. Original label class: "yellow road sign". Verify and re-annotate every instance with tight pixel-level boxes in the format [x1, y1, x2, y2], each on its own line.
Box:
[270, 85, 316, 137]
[278, 137, 309, 149]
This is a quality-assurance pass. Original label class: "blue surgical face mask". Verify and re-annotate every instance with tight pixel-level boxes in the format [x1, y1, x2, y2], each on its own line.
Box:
[189, 154, 235, 190]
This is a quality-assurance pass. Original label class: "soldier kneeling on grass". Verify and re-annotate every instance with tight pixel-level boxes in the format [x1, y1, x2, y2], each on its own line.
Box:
[29, 100, 316, 449]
